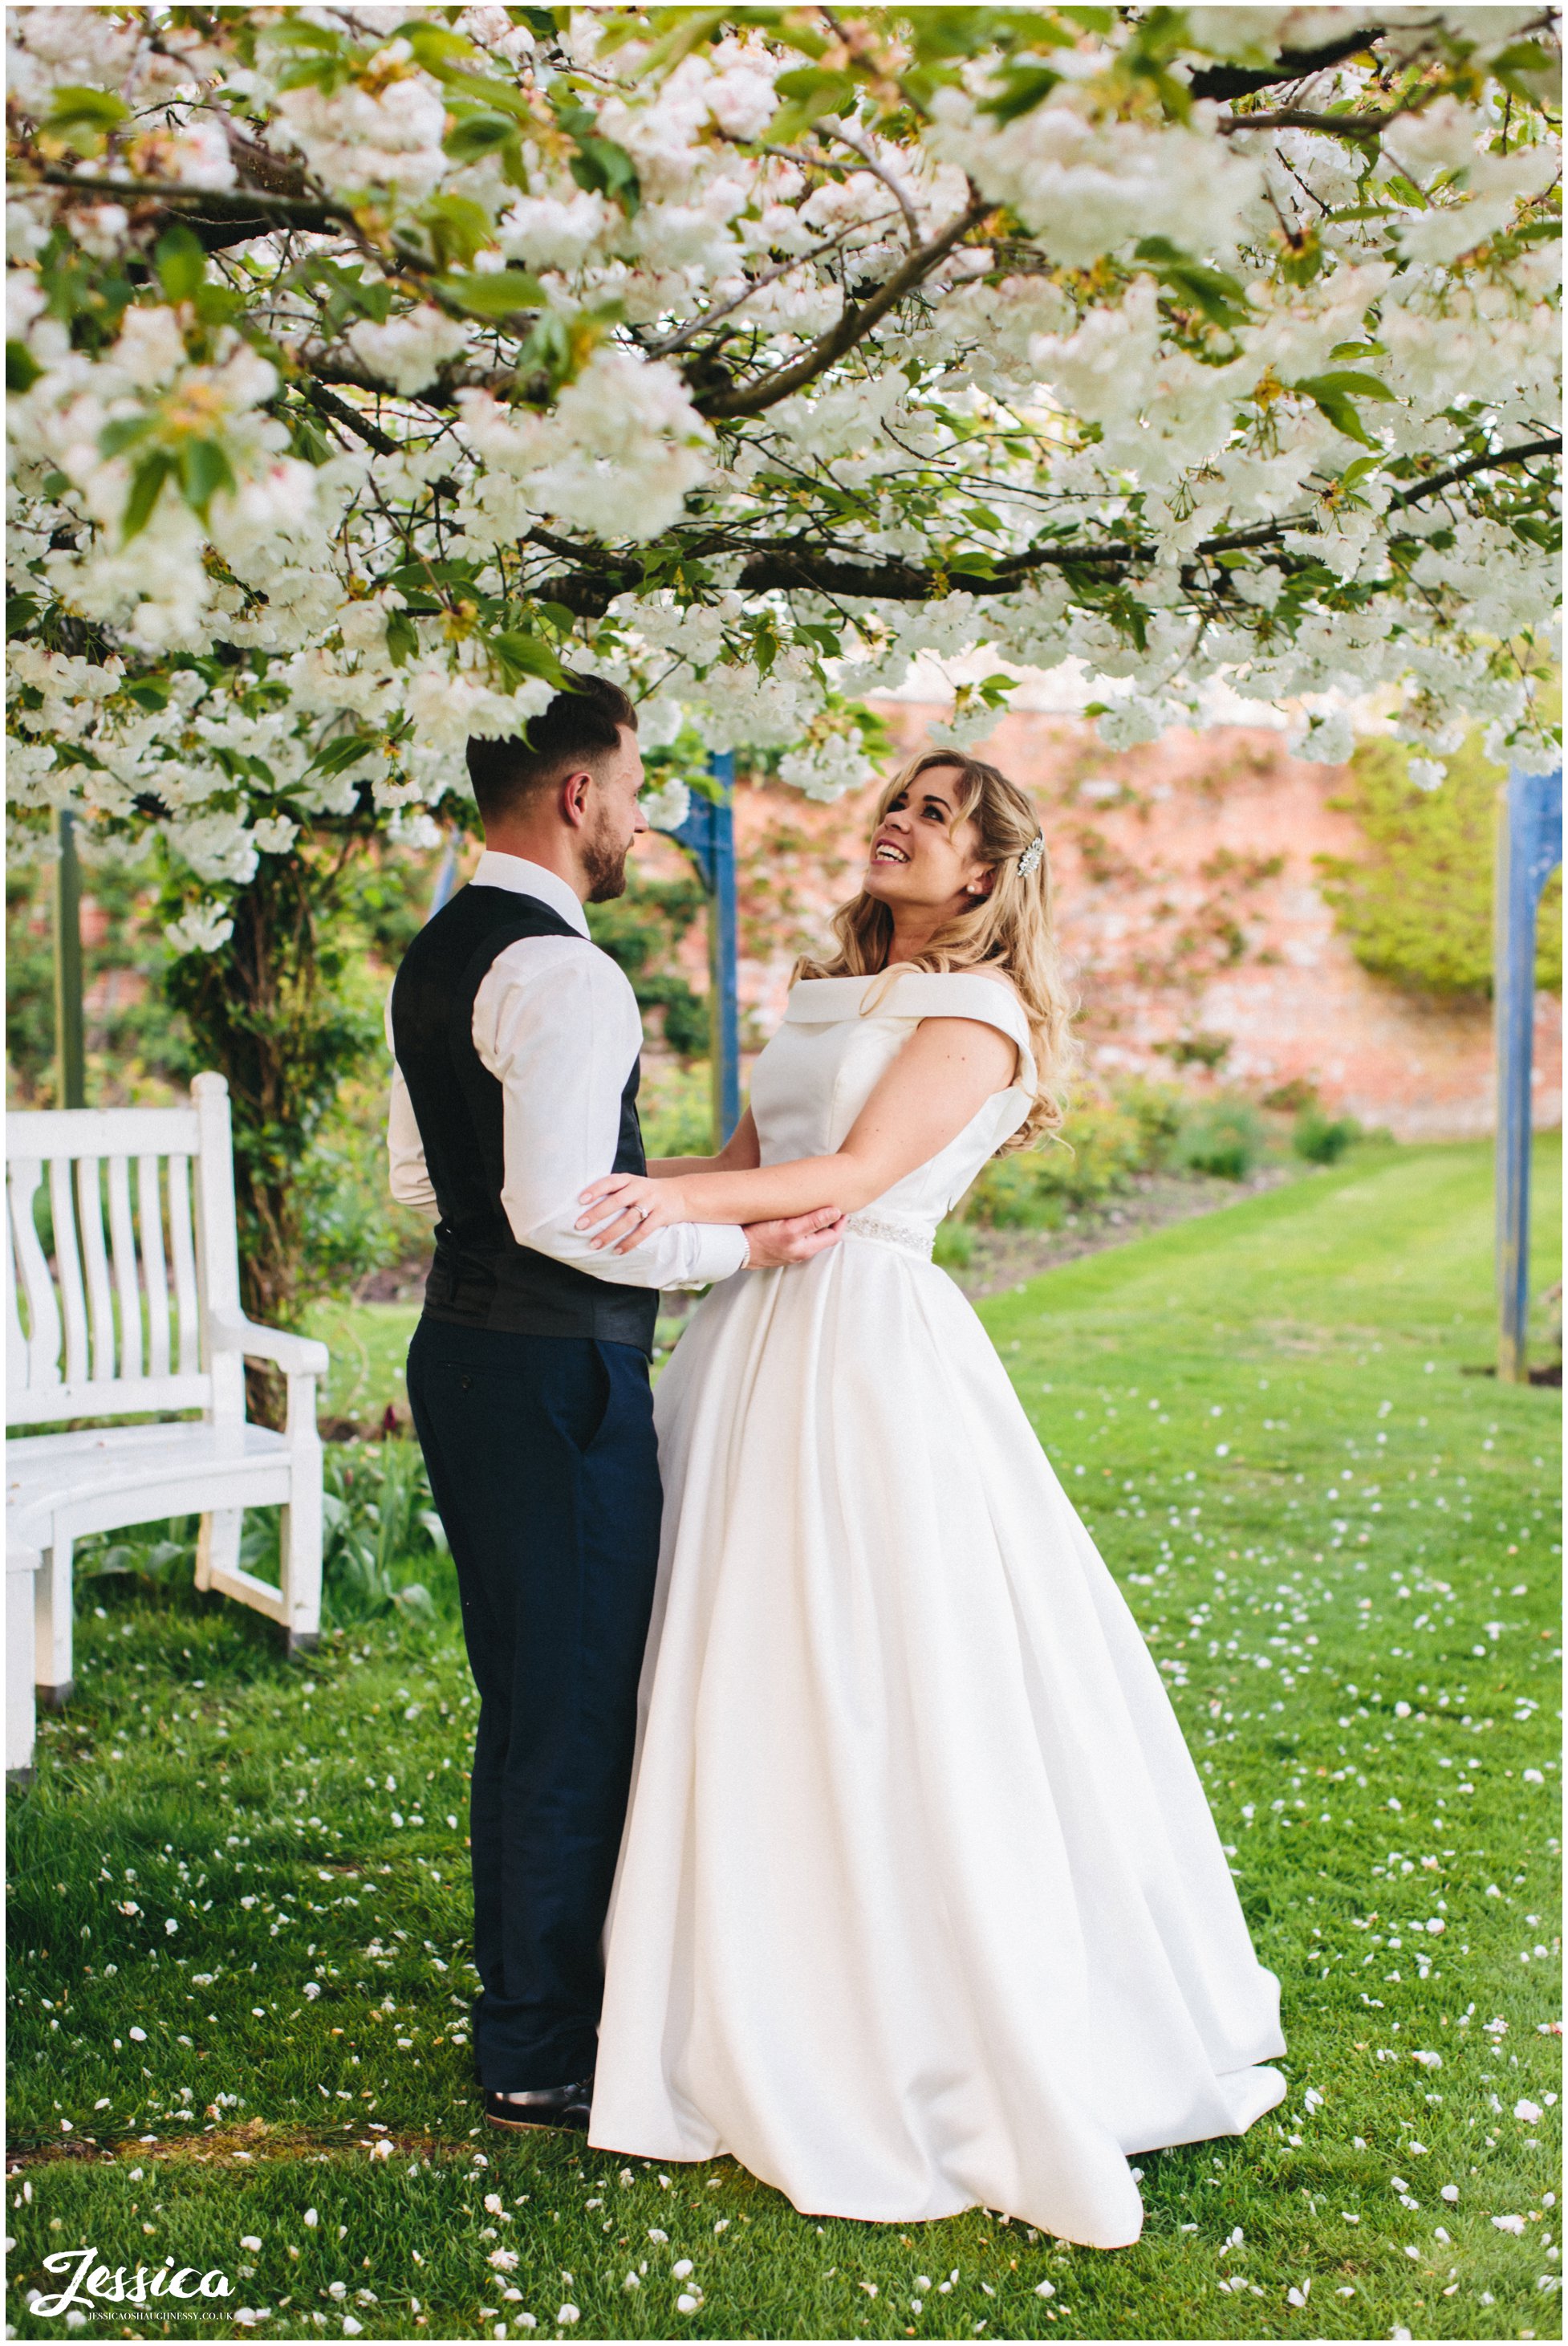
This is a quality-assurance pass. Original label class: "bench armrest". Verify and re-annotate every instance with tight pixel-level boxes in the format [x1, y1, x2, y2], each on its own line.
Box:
[209, 1307, 330, 1380]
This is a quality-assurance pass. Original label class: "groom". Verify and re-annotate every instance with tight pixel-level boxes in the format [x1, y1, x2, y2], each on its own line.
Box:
[388, 674, 842, 2133]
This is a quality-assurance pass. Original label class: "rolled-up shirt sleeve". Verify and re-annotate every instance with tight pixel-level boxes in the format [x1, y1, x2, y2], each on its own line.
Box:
[473, 937, 748, 1292]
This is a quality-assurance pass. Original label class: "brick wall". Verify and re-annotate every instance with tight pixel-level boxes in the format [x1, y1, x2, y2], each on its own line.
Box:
[652, 705, 1561, 1142]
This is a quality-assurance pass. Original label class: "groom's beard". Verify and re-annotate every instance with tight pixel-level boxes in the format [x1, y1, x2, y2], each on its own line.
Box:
[583, 823, 631, 902]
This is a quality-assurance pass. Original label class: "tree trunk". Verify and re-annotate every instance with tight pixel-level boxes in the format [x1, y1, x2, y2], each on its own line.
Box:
[165, 845, 368, 1421]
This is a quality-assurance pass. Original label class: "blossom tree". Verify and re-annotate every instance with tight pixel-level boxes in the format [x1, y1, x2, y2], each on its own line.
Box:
[7, 1, 1561, 1317]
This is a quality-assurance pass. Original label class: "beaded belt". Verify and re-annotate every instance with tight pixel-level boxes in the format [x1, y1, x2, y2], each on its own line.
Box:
[844, 1210, 936, 1261]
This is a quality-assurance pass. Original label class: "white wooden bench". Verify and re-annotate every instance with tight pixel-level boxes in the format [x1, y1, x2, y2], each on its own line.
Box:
[6, 1074, 328, 1751]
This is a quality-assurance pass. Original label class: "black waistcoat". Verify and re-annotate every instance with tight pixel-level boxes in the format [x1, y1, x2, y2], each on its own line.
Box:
[390, 884, 659, 1353]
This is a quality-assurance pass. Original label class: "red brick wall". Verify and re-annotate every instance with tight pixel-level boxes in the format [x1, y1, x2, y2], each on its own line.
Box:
[648, 705, 1560, 1142]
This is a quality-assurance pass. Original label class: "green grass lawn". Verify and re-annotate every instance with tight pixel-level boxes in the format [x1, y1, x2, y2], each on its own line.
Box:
[8, 1140, 1561, 2342]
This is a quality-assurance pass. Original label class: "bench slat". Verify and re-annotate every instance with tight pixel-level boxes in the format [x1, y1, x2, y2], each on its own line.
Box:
[4, 1209, 25, 1396]
[6, 1107, 201, 1157]
[139, 1155, 171, 1379]
[76, 1158, 116, 1384]
[9, 1160, 62, 1390]
[6, 1372, 213, 1429]
[168, 1154, 200, 1376]
[49, 1155, 89, 1390]
[107, 1154, 141, 1381]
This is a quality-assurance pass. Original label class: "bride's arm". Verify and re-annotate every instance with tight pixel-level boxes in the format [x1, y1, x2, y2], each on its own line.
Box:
[579, 1019, 1015, 1251]
[647, 1107, 762, 1179]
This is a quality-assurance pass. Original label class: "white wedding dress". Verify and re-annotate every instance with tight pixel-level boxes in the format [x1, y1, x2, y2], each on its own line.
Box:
[589, 970, 1285, 2247]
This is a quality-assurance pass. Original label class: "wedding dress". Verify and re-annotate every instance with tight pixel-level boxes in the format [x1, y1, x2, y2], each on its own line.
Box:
[588, 970, 1285, 2246]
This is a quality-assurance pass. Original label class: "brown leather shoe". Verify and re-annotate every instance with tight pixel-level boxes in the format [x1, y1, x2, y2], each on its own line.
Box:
[484, 2077, 593, 2134]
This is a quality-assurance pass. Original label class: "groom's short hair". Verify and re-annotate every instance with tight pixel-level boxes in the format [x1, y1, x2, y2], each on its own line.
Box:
[466, 673, 638, 823]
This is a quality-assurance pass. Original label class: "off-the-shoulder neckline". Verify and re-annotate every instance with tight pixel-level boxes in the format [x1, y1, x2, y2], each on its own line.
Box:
[790, 969, 1022, 1003]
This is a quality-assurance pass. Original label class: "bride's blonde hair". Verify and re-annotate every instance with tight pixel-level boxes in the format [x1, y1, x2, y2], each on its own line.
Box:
[796, 749, 1078, 1149]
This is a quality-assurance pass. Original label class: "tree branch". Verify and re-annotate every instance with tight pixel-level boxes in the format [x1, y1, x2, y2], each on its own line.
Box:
[525, 436, 1561, 616]
[820, 126, 923, 247]
[36, 168, 355, 237]
[285, 344, 518, 406]
[300, 381, 401, 457]
[1187, 28, 1387, 104]
[1391, 434, 1562, 510]
[694, 192, 993, 421]
[1217, 106, 1391, 140]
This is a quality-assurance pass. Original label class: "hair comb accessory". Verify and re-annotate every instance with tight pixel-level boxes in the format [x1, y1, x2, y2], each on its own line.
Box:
[1017, 833, 1045, 878]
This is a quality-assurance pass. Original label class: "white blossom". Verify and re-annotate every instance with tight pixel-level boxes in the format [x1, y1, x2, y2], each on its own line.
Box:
[165, 902, 235, 956]
[2, 1, 1558, 921]
[640, 779, 692, 831]
[272, 43, 448, 197]
[347, 305, 470, 396]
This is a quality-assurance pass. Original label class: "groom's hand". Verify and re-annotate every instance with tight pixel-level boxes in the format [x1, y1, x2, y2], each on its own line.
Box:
[744, 1207, 847, 1269]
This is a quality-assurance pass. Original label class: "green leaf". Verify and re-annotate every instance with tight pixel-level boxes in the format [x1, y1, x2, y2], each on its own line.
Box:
[1292, 385, 1373, 447]
[1134, 238, 1250, 329]
[443, 112, 522, 164]
[154, 225, 206, 304]
[567, 135, 641, 214]
[287, 409, 335, 467]
[979, 61, 1062, 124]
[386, 556, 481, 594]
[121, 450, 176, 543]
[98, 413, 156, 460]
[177, 437, 238, 516]
[257, 16, 343, 53]
[193, 280, 244, 329]
[385, 609, 420, 668]
[488, 630, 567, 689]
[436, 267, 545, 319]
[1294, 368, 1397, 404]
[1328, 340, 1387, 363]
[418, 193, 496, 271]
[393, 18, 477, 70]
[6, 592, 40, 636]
[437, 66, 537, 121]
[125, 675, 173, 710]
[6, 339, 42, 394]
[41, 83, 130, 148]
[774, 63, 858, 109]
[307, 730, 381, 780]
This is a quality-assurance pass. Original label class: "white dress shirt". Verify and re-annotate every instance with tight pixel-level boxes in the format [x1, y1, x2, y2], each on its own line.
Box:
[387, 850, 748, 1293]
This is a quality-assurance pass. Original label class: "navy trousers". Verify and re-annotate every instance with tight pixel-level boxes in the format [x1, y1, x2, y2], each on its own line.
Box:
[405, 1319, 662, 2088]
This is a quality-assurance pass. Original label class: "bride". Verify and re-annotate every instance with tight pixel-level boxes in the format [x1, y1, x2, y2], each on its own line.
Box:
[575, 749, 1285, 2247]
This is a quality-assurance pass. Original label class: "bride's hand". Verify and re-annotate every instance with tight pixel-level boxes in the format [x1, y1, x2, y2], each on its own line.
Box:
[576, 1172, 685, 1254]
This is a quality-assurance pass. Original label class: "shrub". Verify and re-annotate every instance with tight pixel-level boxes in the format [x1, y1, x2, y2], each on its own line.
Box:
[587, 872, 709, 1056]
[1294, 1108, 1362, 1165]
[1176, 1096, 1263, 1181]
[296, 1073, 436, 1298]
[1261, 1076, 1319, 1114]
[639, 1060, 716, 1157]
[932, 1222, 975, 1269]
[967, 1153, 1062, 1230]
[960, 1080, 1186, 1227]
[1318, 733, 1562, 998]
[320, 1440, 453, 1625]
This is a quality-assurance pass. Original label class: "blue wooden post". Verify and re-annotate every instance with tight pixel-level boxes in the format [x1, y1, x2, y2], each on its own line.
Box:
[1494, 762, 1562, 1383]
[666, 754, 741, 1150]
